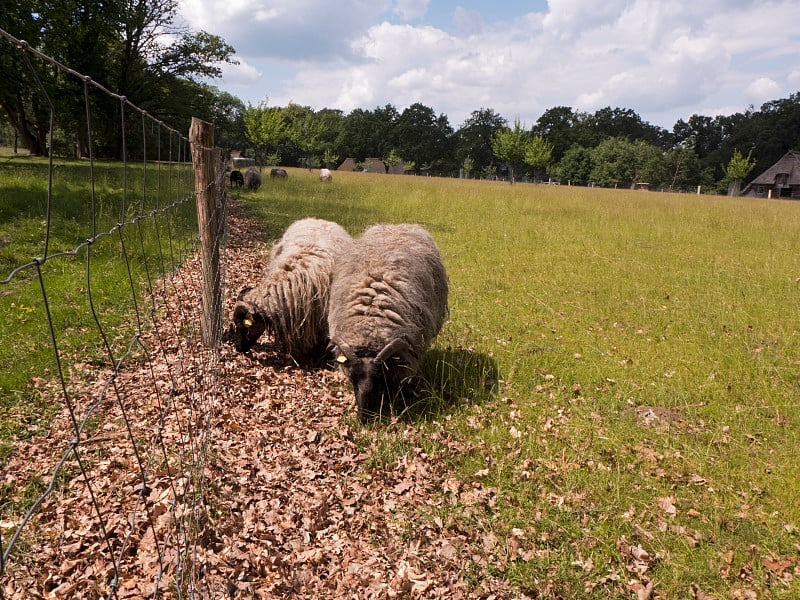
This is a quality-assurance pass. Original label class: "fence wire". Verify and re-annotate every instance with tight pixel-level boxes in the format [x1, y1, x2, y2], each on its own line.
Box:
[0, 27, 227, 599]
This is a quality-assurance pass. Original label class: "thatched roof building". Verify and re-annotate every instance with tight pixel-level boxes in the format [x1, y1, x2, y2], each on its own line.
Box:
[337, 157, 357, 171]
[363, 158, 386, 174]
[742, 150, 800, 199]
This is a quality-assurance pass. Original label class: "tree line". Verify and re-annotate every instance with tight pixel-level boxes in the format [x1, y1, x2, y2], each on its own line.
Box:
[2, 3, 799, 193]
[239, 99, 795, 193]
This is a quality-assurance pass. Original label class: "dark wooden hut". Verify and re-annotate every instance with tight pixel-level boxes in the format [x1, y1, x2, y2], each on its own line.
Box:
[742, 150, 800, 199]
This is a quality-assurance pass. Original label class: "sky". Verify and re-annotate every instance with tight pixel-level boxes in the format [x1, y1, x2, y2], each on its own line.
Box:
[177, 0, 800, 130]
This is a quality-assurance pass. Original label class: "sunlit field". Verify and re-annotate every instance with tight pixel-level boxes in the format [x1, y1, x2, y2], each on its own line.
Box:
[0, 154, 196, 458]
[238, 168, 800, 598]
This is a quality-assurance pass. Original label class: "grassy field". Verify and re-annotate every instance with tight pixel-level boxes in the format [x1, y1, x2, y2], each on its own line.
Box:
[238, 168, 800, 598]
[2, 157, 799, 597]
[0, 153, 197, 460]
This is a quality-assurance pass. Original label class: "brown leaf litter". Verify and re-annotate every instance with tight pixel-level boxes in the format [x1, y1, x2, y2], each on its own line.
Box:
[0, 198, 525, 599]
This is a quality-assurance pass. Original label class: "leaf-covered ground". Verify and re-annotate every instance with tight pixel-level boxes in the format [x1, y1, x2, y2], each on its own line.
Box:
[1, 199, 525, 599]
[197, 201, 522, 598]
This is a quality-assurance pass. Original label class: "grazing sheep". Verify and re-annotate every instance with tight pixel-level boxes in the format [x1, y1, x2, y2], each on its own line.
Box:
[328, 224, 448, 423]
[319, 168, 333, 182]
[270, 167, 288, 179]
[230, 170, 244, 188]
[233, 218, 353, 361]
[244, 167, 262, 190]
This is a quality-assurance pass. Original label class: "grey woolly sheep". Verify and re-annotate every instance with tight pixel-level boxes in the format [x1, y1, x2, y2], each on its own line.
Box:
[230, 170, 244, 187]
[319, 168, 333, 182]
[270, 167, 288, 179]
[244, 167, 262, 190]
[233, 218, 353, 361]
[328, 223, 448, 423]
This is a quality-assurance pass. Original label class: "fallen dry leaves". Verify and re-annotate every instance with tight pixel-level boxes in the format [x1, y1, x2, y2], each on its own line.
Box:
[0, 199, 524, 599]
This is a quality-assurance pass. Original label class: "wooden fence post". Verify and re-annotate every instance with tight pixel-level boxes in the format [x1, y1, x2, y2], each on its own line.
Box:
[189, 117, 222, 347]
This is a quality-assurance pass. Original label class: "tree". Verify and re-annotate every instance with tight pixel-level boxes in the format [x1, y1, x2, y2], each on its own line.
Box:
[204, 89, 247, 155]
[582, 106, 669, 149]
[590, 137, 666, 188]
[724, 148, 756, 196]
[336, 105, 398, 162]
[0, 0, 236, 157]
[395, 103, 453, 175]
[243, 104, 286, 164]
[551, 145, 594, 185]
[461, 156, 474, 178]
[524, 136, 554, 180]
[286, 105, 327, 168]
[454, 108, 506, 177]
[532, 106, 580, 163]
[492, 120, 530, 183]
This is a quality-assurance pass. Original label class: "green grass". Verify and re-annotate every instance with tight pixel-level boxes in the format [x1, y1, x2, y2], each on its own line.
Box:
[239, 168, 800, 598]
[0, 152, 197, 460]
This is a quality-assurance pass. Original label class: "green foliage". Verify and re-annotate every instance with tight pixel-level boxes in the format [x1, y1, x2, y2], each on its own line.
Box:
[454, 108, 507, 176]
[395, 103, 454, 175]
[524, 135, 554, 176]
[461, 156, 474, 177]
[725, 148, 757, 182]
[550, 144, 594, 185]
[590, 137, 666, 187]
[492, 120, 530, 182]
[1, 1, 237, 158]
[243, 104, 286, 163]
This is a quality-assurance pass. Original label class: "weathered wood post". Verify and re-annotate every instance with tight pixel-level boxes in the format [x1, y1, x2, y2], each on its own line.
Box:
[189, 117, 222, 347]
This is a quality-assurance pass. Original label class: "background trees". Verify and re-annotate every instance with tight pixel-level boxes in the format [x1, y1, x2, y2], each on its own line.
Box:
[1, 0, 236, 158]
[3, 6, 800, 192]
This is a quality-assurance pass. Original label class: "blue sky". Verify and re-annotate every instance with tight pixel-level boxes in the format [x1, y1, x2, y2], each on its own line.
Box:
[178, 0, 800, 130]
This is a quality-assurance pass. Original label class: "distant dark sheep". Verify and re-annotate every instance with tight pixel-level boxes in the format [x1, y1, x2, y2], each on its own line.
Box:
[230, 170, 244, 188]
[244, 167, 262, 190]
[270, 168, 288, 179]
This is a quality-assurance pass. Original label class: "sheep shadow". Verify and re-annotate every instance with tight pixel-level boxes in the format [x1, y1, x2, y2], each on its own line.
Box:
[220, 325, 332, 371]
[394, 346, 501, 421]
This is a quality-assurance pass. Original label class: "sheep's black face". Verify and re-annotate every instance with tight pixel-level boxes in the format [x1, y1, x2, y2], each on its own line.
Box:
[232, 301, 267, 352]
[341, 355, 411, 423]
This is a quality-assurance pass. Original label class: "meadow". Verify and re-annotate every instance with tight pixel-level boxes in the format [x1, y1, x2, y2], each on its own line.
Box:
[0, 152, 197, 460]
[240, 168, 800, 598]
[2, 156, 799, 597]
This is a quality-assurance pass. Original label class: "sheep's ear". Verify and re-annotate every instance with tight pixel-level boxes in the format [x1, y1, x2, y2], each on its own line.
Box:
[376, 337, 411, 363]
[233, 301, 255, 326]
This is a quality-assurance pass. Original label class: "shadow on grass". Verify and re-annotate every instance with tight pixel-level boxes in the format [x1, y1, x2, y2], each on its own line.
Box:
[395, 346, 501, 422]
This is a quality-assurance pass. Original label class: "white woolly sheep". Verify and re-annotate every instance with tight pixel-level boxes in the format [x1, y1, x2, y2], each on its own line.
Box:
[319, 168, 333, 182]
[328, 223, 448, 422]
[233, 218, 353, 361]
[244, 167, 262, 190]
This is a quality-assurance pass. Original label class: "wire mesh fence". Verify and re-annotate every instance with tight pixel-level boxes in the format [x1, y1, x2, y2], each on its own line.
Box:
[0, 27, 227, 599]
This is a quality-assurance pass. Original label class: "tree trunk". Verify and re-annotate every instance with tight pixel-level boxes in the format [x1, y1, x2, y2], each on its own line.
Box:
[1, 95, 46, 155]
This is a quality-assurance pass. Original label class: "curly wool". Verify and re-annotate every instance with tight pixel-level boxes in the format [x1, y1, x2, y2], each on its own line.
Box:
[237, 218, 352, 360]
[328, 223, 449, 421]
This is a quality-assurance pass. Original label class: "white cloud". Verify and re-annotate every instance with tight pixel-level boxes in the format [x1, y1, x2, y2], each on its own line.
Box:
[180, 0, 800, 128]
[392, 0, 429, 21]
[219, 59, 261, 85]
[744, 77, 781, 106]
